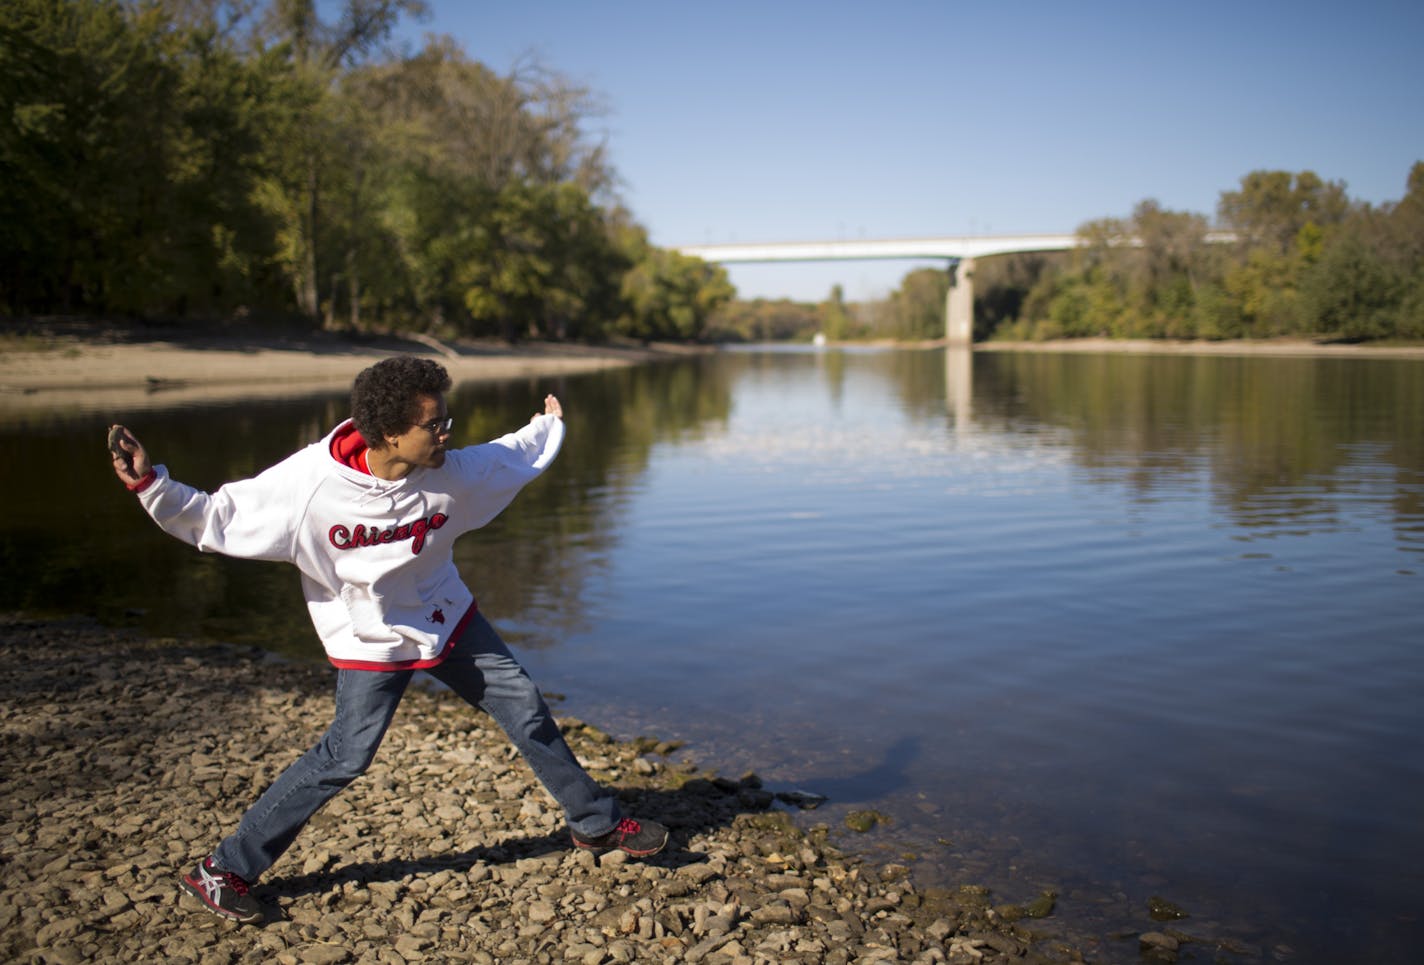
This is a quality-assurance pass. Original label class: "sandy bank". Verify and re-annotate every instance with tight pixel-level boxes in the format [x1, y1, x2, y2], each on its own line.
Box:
[976, 336, 1424, 359]
[0, 322, 698, 417]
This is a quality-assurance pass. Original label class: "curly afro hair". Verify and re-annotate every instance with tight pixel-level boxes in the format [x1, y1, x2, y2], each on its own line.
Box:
[351, 356, 452, 447]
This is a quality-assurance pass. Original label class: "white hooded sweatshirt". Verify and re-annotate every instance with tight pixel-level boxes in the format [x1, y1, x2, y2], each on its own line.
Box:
[136, 414, 564, 669]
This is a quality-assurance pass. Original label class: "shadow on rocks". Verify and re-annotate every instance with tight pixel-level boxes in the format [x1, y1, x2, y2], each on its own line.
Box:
[263, 772, 804, 906]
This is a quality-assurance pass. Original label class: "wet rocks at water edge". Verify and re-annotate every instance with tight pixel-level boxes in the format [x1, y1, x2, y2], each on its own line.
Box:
[0, 615, 1105, 963]
[1147, 895, 1189, 922]
[843, 810, 890, 834]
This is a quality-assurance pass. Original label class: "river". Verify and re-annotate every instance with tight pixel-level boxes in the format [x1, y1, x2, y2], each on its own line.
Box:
[3, 345, 1421, 963]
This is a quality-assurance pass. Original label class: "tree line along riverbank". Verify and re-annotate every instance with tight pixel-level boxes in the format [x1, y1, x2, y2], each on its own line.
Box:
[6, 6, 1420, 350]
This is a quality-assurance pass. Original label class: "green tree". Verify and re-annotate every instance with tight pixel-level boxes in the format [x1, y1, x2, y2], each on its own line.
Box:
[705, 298, 819, 342]
[820, 284, 853, 341]
[1211, 170, 1354, 338]
[2, 0, 718, 341]
[1390, 164, 1424, 338]
[1132, 201, 1206, 289]
[354, 39, 613, 197]
[339, 39, 620, 334]
[971, 252, 1063, 340]
[1299, 225, 1402, 341]
[886, 268, 948, 340]
[456, 180, 627, 341]
[617, 224, 734, 342]
[1217, 169, 1350, 255]
[0, 0, 281, 316]
[987, 164, 1421, 344]
[1013, 216, 1131, 339]
[253, 0, 426, 322]
[1297, 164, 1423, 341]
[1126, 200, 1209, 337]
[160, 25, 290, 316]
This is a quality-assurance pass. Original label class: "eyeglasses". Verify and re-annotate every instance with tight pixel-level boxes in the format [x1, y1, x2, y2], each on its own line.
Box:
[414, 416, 453, 436]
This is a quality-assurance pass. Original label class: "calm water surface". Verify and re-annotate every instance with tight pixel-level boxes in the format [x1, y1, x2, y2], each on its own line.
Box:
[3, 347, 1421, 962]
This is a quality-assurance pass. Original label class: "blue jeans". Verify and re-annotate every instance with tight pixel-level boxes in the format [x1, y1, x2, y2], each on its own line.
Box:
[212, 612, 620, 882]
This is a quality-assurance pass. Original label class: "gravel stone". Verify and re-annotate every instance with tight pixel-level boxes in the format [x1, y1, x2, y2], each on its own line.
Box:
[0, 615, 1097, 963]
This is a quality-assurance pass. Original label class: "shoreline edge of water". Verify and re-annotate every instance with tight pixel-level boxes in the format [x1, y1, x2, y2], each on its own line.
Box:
[0, 612, 1246, 963]
[4, 324, 1421, 415]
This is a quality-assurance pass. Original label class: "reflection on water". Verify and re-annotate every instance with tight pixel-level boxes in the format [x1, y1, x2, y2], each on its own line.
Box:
[3, 347, 1421, 963]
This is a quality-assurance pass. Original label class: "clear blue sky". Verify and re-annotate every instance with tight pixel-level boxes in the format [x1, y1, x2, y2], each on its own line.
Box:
[392, 0, 1423, 302]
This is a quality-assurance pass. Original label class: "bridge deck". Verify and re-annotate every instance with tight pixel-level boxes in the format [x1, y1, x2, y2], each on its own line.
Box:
[675, 234, 1080, 263]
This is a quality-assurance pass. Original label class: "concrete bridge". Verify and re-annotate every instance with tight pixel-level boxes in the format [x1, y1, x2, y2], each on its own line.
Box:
[677, 232, 1232, 343]
[675, 234, 1085, 343]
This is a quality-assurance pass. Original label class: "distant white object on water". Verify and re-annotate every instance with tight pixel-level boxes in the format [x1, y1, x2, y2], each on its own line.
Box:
[812, 333, 827, 347]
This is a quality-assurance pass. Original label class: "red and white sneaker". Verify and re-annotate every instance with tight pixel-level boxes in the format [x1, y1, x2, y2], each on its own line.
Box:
[179, 856, 263, 923]
[571, 817, 669, 857]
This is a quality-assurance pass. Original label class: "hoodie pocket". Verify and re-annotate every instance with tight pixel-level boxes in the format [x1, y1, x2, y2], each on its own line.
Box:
[339, 583, 401, 644]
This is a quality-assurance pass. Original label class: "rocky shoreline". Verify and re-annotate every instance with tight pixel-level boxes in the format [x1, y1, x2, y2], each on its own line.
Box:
[0, 615, 1120, 964]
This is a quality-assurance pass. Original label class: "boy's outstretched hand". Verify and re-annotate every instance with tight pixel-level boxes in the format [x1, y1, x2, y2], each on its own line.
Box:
[108, 424, 152, 488]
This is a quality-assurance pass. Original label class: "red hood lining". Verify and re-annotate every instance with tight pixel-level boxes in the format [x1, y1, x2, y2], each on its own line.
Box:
[331, 422, 372, 474]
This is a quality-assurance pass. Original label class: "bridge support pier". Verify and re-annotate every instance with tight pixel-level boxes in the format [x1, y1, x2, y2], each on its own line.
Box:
[945, 257, 975, 344]
[945, 343, 972, 433]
